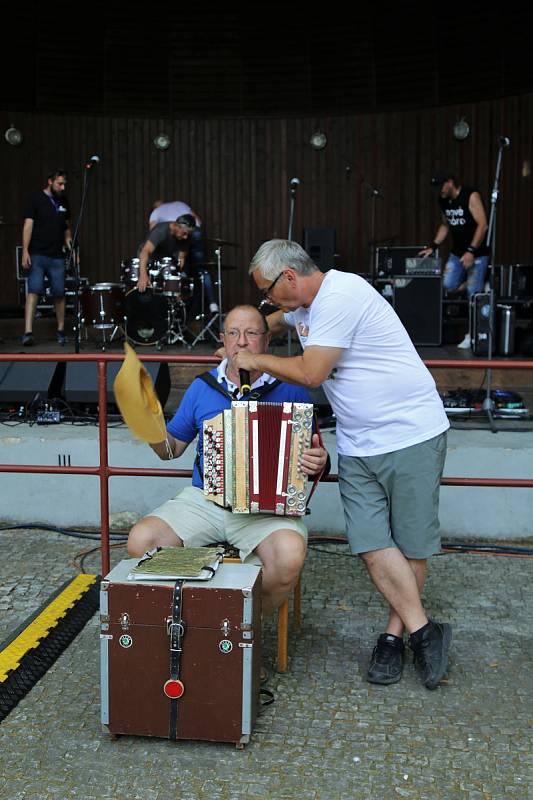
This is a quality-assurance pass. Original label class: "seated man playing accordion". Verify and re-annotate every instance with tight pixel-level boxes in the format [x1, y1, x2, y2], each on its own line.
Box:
[127, 305, 328, 616]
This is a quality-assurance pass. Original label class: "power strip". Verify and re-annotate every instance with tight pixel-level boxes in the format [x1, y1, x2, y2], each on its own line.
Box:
[36, 410, 61, 425]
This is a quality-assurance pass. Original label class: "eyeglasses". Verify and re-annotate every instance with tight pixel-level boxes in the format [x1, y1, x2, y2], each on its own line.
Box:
[222, 329, 267, 340]
[260, 271, 284, 300]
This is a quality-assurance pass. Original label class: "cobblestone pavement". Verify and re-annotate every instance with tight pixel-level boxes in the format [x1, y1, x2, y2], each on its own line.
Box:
[0, 529, 532, 800]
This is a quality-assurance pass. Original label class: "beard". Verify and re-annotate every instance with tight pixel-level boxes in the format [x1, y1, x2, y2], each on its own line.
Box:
[51, 186, 65, 199]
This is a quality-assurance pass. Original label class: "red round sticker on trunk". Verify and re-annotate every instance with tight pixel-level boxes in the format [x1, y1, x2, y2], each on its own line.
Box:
[163, 679, 185, 699]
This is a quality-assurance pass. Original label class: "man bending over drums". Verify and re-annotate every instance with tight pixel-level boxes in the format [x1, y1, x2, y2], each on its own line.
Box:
[137, 214, 195, 293]
[127, 304, 328, 616]
[143, 202, 218, 313]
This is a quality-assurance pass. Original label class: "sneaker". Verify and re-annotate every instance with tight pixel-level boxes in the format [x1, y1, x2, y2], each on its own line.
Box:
[457, 333, 471, 349]
[409, 620, 452, 690]
[56, 330, 67, 346]
[209, 302, 219, 314]
[366, 633, 404, 685]
[22, 332, 34, 346]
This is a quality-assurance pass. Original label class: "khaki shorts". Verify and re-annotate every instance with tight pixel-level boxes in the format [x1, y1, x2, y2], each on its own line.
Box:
[338, 432, 447, 558]
[149, 485, 308, 560]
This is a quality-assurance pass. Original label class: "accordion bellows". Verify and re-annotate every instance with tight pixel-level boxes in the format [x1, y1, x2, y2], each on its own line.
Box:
[203, 401, 313, 515]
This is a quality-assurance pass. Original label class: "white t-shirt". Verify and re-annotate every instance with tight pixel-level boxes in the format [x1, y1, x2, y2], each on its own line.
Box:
[149, 201, 200, 227]
[284, 270, 449, 457]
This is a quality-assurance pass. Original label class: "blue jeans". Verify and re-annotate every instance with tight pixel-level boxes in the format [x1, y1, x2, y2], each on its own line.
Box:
[443, 253, 488, 299]
[27, 254, 65, 297]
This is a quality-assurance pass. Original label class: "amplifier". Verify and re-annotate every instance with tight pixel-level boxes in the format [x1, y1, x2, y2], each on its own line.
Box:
[376, 246, 440, 278]
[18, 276, 89, 310]
[393, 276, 442, 345]
[493, 264, 533, 299]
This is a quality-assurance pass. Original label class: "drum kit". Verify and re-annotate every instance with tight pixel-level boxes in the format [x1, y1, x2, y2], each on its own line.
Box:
[79, 239, 236, 349]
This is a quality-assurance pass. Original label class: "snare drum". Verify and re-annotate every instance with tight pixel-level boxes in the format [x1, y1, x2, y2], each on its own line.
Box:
[81, 283, 125, 330]
[125, 288, 168, 345]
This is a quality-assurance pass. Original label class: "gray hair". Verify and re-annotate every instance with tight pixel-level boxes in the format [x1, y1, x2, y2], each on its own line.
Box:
[248, 239, 319, 280]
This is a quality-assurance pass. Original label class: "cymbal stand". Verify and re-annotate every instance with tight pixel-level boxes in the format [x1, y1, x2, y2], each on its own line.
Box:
[191, 247, 222, 346]
[160, 296, 190, 349]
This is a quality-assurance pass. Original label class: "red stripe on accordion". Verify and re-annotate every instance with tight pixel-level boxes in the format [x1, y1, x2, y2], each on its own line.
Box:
[248, 403, 292, 512]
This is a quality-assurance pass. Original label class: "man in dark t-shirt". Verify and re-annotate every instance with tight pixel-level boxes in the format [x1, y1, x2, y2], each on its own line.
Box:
[21, 169, 72, 346]
[136, 215, 194, 294]
[420, 171, 489, 349]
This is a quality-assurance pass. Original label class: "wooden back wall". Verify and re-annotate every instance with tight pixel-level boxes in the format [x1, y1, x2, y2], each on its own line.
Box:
[1, 93, 532, 311]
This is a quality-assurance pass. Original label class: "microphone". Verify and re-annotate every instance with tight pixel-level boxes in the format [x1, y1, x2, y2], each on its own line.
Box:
[239, 369, 251, 396]
[498, 136, 511, 148]
[289, 177, 300, 195]
[85, 155, 100, 169]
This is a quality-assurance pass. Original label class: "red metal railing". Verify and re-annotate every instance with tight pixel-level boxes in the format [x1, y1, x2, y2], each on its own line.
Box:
[1, 353, 532, 575]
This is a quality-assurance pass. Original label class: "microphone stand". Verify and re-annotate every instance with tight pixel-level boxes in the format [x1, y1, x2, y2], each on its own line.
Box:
[481, 139, 508, 432]
[286, 181, 299, 355]
[288, 182, 298, 242]
[67, 162, 98, 354]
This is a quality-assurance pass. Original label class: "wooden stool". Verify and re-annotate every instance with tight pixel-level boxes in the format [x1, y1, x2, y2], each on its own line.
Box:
[222, 547, 302, 673]
[275, 574, 301, 672]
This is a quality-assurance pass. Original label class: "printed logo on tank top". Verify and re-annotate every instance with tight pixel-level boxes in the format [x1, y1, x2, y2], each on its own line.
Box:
[445, 207, 466, 226]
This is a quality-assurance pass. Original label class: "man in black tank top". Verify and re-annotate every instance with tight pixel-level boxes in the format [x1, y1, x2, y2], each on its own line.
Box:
[420, 171, 489, 349]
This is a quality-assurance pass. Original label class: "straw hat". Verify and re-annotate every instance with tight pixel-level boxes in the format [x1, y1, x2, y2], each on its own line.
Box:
[113, 343, 167, 443]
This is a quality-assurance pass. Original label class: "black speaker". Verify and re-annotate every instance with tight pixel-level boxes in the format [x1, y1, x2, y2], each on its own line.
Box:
[393, 277, 442, 345]
[303, 228, 336, 272]
[0, 362, 63, 403]
[470, 293, 492, 356]
[64, 362, 170, 409]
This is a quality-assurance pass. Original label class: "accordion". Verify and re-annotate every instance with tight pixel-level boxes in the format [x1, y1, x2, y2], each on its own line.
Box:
[203, 401, 314, 516]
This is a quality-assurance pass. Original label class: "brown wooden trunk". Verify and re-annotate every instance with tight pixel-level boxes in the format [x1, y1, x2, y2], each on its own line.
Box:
[100, 561, 262, 746]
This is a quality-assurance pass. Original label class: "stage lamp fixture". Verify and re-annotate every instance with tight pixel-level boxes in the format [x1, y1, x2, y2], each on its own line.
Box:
[309, 131, 327, 150]
[153, 133, 171, 151]
[5, 126, 23, 146]
[453, 118, 470, 141]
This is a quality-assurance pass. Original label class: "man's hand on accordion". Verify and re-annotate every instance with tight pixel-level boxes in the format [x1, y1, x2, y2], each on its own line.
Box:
[299, 433, 328, 476]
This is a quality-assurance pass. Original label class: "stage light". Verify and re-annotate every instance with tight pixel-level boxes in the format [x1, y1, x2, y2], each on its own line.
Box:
[5, 126, 23, 146]
[309, 131, 327, 150]
[153, 133, 171, 151]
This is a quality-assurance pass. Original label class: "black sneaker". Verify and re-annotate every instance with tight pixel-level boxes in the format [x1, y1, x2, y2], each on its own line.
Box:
[22, 332, 34, 346]
[366, 633, 404, 685]
[409, 620, 452, 690]
[56, 330, 67, 346]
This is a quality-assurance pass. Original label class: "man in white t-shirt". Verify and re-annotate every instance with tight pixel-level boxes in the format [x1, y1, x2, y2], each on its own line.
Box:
[234, 239, 452, 691]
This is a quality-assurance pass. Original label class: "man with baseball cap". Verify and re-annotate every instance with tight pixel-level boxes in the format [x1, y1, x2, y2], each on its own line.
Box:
[420, 171, 489, 349]
[137, 213, 196, 293]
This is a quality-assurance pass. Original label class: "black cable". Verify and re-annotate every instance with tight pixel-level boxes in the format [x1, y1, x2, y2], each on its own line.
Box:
[0, 523, 128, 541]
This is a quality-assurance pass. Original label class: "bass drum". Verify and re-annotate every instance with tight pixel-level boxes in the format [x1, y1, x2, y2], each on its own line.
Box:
[125, 288, 168, 345]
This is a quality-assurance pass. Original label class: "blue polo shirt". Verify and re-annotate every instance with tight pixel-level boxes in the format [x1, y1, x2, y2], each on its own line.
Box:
[167, 365, 313, 488]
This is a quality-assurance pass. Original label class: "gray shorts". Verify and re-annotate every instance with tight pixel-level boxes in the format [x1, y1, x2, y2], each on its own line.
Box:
[149, 485, 308, 560]
[338, 432, 447, 558]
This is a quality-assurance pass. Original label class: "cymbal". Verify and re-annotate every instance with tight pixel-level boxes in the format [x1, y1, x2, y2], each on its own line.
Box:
[205, 236, 240, 247]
